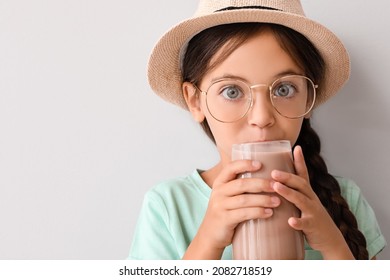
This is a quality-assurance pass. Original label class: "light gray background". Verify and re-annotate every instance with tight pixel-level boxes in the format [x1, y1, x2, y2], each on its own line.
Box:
[0, 0, 389, 259]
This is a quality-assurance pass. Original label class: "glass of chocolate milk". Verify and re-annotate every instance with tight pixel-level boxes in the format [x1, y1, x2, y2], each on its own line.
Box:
[231, 140, 304, 260]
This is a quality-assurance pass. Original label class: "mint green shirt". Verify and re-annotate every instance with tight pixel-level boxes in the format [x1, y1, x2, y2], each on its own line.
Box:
[128, 170, 386, 260]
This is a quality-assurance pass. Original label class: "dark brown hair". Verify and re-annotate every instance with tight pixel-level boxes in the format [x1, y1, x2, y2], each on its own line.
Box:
[182, 22, 368, 259]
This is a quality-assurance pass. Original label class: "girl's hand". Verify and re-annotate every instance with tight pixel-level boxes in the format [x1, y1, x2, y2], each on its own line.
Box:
[183, 160, 279, 259]
[271, 145, 354, 259]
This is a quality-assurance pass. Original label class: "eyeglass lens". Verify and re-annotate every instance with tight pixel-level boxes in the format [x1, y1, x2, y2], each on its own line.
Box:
[204, 75, 316, 123]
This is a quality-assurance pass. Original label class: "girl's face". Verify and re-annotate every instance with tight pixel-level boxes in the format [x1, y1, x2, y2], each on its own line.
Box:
[184, 30, 309, 164]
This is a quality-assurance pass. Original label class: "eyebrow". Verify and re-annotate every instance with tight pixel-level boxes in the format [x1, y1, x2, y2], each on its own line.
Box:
[210, 69, 305, 83]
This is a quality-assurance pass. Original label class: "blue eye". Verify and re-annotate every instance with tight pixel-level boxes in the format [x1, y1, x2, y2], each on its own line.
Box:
[274, 83, 296, 98]
[221, 86, 244, 100]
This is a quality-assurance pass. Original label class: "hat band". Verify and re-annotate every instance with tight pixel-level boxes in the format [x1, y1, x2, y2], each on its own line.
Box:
[215, 6, 281, 13]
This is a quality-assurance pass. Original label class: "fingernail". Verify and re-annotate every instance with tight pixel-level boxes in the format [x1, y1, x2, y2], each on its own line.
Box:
[252, 160, 261, 168]
[264, 208, 273, 215]
[271, 196, 280, 205]
[273, 182, 285, 191]
[272, 170, 283, 179]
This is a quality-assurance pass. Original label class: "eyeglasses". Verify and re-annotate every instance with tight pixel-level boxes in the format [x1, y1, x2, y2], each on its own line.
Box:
[193, 75, 318, 123]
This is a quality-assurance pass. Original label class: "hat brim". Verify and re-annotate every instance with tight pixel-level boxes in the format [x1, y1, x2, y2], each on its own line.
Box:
[148, 9, 350, 110]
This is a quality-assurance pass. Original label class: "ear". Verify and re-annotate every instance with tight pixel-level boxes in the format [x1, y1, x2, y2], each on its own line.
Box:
[182, 82, 205, 123]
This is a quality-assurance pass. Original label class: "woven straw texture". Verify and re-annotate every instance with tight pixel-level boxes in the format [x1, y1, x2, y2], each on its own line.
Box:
[147, 0, 350, 110]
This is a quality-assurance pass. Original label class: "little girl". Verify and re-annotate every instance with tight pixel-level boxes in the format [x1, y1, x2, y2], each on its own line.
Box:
[129, 0, 386, 260]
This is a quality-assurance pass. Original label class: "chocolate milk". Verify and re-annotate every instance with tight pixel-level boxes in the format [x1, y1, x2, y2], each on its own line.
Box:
[231, 141, 304, 260]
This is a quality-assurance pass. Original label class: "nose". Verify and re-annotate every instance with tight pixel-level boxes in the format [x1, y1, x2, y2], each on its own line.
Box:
[247, 86, 275, 128]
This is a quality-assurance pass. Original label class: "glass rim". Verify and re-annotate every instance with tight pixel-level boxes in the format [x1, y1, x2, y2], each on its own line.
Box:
[232, 140, 292, 152]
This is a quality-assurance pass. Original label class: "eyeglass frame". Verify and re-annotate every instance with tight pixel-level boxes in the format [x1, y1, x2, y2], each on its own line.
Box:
[192, 74, 318, 123]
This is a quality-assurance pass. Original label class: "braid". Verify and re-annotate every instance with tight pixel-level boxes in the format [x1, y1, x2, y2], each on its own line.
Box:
[296, 119, 369, 259]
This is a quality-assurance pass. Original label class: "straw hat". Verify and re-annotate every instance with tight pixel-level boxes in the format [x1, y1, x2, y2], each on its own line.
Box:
[147, 0, 350, 110]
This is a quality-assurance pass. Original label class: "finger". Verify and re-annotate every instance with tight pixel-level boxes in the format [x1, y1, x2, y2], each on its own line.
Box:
[225, 193, 281, 210]
[223, 177, 275, 196]
[288, 216, 311, 231]
[229, 207, 274, 224]
[271, 169, 307, 192]
[273, 182, 311, 212]
[293, 146, 310, 182]
[214, 160, 261, 186]
[288, 217, 304, 230]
